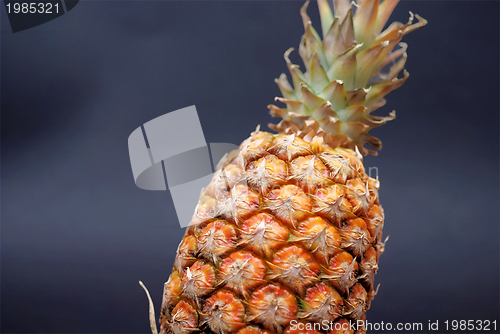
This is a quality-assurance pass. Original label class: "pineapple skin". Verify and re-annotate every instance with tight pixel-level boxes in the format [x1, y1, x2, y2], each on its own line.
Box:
[160, 131, 385, 334]
[159, 0, 425, 333]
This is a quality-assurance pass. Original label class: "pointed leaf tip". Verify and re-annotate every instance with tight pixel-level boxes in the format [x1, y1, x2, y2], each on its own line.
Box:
[300, 1, 312, 30]
[333, 0, 352, 22]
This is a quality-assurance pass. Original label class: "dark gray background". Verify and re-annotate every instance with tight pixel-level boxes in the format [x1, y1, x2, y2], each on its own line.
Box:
[1, 0, 498, 333]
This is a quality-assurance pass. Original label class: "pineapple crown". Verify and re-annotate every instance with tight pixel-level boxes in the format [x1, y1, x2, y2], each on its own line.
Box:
[269, 0, 426, 155]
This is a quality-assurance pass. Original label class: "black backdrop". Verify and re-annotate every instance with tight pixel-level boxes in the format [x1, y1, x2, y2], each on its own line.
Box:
[2, 1, 499, 333]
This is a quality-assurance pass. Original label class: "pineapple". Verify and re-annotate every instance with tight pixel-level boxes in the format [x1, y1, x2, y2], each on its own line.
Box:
[152, 1, 426, 333]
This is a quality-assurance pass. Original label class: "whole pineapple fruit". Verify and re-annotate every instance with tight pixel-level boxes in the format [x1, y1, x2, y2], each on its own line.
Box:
[157, 1, 425, 333]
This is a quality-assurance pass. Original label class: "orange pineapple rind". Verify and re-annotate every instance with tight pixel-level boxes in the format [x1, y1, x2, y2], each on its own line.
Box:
[161, 130, 389, 334]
